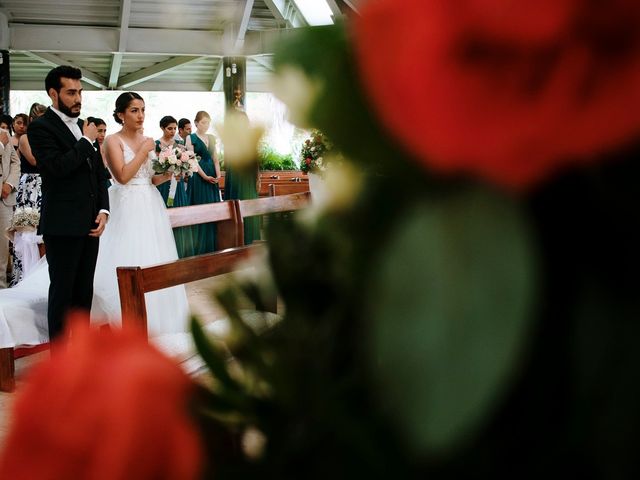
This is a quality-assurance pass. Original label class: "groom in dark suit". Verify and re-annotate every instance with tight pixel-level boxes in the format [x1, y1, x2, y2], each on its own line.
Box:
[28, 65, 110, 341]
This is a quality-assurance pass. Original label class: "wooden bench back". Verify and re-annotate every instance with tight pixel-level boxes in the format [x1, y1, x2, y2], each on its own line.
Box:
[268, 183, 310, 196]
[167, 200, 240, 250]
[117, 244, 266, 336]
[236, 192, 310, 242]
[260, 171, 305, 181]
[259, 179, 308, 196]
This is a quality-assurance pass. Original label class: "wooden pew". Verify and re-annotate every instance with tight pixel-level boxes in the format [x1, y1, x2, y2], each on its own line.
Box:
[117, 244, 271, 336]
[236, 192, 311, 244]
[259, 178, 308, 197]
[260, 170, 305, 181]
[167, 200, 241, 250]
[268, 183, 310, 196]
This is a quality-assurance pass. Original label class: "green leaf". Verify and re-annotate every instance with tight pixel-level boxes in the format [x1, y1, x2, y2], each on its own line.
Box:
[367, 186, 537, 455]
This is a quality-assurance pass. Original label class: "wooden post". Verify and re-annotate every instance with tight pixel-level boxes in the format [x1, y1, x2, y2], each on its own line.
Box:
[223, 56, 246, 113]
[0, 347, 15, 392]
[116, 267, 149, 337]
[0, 50, 10, 115]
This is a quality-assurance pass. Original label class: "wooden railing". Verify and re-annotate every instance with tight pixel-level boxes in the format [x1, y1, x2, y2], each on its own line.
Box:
[117, 244, 270, 336]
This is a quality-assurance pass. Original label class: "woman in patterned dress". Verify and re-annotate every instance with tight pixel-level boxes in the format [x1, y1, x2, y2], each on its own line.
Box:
[10, 104, 46, 284]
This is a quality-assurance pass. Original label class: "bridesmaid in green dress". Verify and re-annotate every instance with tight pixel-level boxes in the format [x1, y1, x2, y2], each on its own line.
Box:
[185, 111, 221, 254]
[156, 115, 195, 258]
[223, 111, 261, 245]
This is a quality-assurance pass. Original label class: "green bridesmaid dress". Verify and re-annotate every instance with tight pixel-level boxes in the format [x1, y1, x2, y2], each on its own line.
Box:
[186, 133, 221, 254]
[224, 165, 261, 245]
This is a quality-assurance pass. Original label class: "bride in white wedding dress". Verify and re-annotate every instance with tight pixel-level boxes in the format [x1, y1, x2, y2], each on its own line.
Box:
[0, 92, 189, 348]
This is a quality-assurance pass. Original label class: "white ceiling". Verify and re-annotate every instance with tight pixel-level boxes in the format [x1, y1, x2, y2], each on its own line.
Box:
[0, 0, 361, 92]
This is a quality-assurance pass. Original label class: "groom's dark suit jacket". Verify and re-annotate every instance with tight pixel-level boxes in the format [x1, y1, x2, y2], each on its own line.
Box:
[28, 108, 109, 235]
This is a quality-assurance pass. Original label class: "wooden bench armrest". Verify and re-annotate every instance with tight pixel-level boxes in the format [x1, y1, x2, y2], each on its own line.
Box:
[117, 244, 264, 336]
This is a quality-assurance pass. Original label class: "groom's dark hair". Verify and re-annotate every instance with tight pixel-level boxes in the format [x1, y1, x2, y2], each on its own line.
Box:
[45, 65, 82, 94]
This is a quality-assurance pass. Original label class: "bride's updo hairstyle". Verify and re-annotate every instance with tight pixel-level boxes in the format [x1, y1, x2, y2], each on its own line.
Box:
[113, 92, 144, 124]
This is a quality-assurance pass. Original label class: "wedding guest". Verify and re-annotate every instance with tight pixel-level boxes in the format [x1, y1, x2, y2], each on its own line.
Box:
[87, 117, 111, 190]
[177, 118, 191, 142]
[0, 127, 20, 288]
[11, 114, 28, 154]
[156, 115, 194, 257]
[185, 111, 221, 254]
[87, 117, 107, 157]
[156, 116, 179, 205]
[0, 115, 13, 134]
[16, 103, 46, 210]
[11, 104, 47, 284]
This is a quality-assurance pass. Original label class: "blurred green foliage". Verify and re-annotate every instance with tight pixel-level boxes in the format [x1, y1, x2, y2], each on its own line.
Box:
[258, 145, 298, 170]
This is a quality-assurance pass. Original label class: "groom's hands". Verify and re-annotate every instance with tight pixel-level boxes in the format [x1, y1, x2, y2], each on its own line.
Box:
[89, 212, 108, 237]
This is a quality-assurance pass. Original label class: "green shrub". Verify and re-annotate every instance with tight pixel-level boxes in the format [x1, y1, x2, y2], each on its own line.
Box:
[259, 145, 298, 170]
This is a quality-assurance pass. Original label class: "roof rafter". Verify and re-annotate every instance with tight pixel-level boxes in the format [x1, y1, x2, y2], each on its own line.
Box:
[210, 60, 224, 91]
[250, 55, 274, 72]
[22, 51, 108, 89]
[109, 0, 132, 88]
[324, 0, 344, 19]
[117, 56, 204, 89]
[235, 0, 255, 50]
[10, 24, 226, 56]
[262, 0, 307, 28]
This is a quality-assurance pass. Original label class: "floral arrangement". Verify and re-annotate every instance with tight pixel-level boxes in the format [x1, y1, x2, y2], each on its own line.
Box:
[152, 144, 199, 177]
[9, 206, 40, 230]
[299, 129, 332, 174]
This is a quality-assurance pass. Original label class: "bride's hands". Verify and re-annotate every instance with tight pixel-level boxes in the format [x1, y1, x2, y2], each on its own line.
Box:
[139, 137, 156, 155]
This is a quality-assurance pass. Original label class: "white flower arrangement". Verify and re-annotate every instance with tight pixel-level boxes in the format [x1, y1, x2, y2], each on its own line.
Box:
[10, 206, 40, 229]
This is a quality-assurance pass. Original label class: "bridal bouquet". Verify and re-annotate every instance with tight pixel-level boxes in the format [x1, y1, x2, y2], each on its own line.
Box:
[152, 144, 199, 177]
[299, 129, 332, 174]
[5, 206, 40, 243]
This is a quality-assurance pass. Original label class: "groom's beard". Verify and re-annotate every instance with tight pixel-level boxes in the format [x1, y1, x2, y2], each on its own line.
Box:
[58, 97, 81, 118]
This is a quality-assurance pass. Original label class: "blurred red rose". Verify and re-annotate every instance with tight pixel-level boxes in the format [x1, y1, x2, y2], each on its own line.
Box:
[354, 0, 640, 189]
[0, 313, 204, 480]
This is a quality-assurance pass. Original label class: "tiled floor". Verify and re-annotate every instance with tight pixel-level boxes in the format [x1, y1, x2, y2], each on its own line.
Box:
[0, 276, 234, 449]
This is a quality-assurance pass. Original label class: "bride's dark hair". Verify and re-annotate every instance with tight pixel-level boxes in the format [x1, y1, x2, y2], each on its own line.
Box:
[113, 92, 144, 124]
